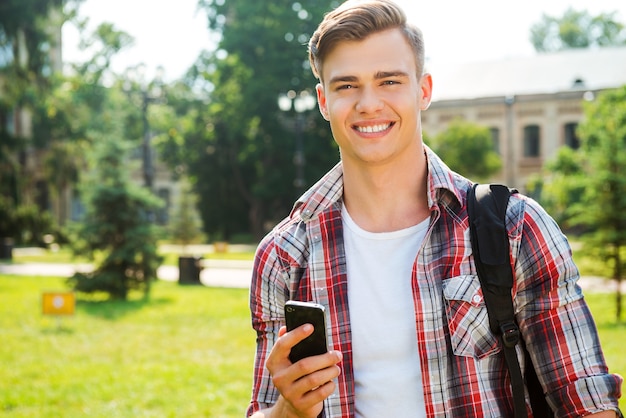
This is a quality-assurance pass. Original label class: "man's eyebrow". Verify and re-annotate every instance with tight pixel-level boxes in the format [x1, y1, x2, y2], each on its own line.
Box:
[328, 75, 359, 85]
[328, 71, 409, 85]
[375, 70, 409, 79]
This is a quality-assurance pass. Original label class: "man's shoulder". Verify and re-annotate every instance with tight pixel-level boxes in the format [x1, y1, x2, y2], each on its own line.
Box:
[256, 209, 313, 259]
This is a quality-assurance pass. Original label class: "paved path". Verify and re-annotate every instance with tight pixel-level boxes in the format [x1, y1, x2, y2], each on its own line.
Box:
[0, 260, 253, 288]
[1, 260, 624, 293]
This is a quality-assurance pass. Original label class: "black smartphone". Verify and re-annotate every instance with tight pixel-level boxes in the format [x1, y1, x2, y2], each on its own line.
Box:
[284, 300, 328, 363]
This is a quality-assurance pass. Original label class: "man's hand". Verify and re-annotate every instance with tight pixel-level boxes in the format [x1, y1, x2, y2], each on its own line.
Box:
[251, 324, 342, 418]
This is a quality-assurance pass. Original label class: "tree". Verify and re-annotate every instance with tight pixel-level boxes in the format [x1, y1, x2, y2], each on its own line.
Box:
[68, 123, 163, 301]
[526, 146, 586, 231]
[175, 0, 339, 240]
[572, 85, 626, 322]
[429, 119, 502, 181]
[0, 0, 67, 244]
[1, 1, 131, 244]
[530, 8, 626, 52]
[169, 176, 205, 252]
[38, 22, 135, 228]
[0, 0, 67, 81]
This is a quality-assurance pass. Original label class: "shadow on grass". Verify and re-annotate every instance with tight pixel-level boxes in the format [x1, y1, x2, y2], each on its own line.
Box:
[76, 294, 173, 320]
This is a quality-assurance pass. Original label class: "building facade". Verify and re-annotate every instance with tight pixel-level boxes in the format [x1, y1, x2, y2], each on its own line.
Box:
[422, 46, 626, 190]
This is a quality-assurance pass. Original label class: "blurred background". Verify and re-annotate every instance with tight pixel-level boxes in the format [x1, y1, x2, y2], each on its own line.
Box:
[2, 1, 626, 416]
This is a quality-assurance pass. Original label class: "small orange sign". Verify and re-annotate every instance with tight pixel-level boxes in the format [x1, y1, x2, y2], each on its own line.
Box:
[42, 292, 76, 316]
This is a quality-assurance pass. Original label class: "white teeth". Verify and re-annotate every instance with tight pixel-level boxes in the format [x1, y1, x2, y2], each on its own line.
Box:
[356, 123, 390, 133]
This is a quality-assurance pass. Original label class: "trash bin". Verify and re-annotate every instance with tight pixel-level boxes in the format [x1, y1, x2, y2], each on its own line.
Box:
[178, 256, 203, 285]
[0, 238, 14, 260]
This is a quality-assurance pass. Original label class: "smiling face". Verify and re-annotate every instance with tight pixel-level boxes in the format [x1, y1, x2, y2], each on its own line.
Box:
[316, 28, 432, 170]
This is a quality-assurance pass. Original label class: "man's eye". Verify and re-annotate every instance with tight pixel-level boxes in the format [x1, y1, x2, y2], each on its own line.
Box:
[337, 84, 353, 90]
[383, 80, 399, 86]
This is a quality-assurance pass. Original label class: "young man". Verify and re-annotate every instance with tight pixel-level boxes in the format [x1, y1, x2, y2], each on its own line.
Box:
[247, 1, 623, 417]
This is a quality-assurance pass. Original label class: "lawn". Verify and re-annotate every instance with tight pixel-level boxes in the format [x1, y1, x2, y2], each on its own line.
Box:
[0, 275, 623, 417]
[0, 276, 255, 417]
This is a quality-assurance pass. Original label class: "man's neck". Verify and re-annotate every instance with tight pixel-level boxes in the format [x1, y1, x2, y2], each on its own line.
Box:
[342, 151, 429, 233]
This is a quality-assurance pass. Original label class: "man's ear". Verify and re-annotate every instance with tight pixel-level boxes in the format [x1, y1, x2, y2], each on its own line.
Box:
[316, 83, 329, 121]
[419, 73, 433, 110]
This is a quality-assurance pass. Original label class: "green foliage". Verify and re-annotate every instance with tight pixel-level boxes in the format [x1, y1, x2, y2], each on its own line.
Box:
[0, 195, 17, 239]
[168, 177, 205, 250]
[0, 0, 65, 79]
[175, 0, 339, 240]
[532, 87, 626, 321]
[526, 146, 586, 230]
[530, 7, 626, 52]
[0, 0, 69, 233]
[68, 133, 163, 300]
[14, 203, 55, 246]
[429, 119, 502, 181]
[1, 1, 135, 245]
[0, 114, 20, 207]
[0, 195, 55, 245]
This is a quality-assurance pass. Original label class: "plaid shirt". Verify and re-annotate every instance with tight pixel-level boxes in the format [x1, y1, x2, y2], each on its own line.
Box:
[247, 148, 622, 417]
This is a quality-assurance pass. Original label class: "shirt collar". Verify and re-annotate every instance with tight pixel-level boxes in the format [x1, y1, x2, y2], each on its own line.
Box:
[292, 146, 466, 222]
[424, 145, 465, 211]
[291, 162, 344, 222]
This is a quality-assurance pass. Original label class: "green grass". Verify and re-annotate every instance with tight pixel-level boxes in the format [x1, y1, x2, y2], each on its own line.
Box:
[583, 293, 626, 412]
[0, 275, 623, 417]
[0, 275, 254, 417]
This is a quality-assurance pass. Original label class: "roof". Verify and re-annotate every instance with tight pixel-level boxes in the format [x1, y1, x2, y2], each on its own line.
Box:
[426, 46, 626, 102]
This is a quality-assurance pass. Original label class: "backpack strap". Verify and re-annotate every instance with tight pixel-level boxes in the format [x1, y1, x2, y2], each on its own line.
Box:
[467, 183, 528, 418]
[468, 183, 555, 417]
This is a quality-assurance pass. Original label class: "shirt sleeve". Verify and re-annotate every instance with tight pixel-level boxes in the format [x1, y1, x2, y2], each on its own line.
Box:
[511, 195, 623, 417]
[246, 232, 289, 416]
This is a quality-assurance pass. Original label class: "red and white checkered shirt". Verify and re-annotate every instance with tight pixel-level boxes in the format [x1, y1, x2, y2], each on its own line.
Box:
[246, 147, 622, 417]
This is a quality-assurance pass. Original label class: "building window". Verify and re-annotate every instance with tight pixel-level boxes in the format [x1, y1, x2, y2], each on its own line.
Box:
[564, 122, 580, 149]
[523, 124, 541, 157]
[489, 127, 500, 154]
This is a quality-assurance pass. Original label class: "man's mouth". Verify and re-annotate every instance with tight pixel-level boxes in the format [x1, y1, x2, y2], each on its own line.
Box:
[354, 122, 394, 134]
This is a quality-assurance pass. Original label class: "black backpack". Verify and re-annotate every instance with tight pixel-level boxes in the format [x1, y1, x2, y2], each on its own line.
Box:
[467, 184, 553, 418]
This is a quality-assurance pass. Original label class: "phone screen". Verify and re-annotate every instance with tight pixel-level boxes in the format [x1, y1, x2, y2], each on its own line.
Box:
[285, 300, 328, 363]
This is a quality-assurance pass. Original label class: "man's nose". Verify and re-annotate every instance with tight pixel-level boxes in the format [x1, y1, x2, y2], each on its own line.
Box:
[355, 86, 384, 114]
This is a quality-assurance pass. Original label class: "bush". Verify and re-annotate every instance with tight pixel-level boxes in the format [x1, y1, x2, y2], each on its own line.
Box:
[0, 196, 56, 246]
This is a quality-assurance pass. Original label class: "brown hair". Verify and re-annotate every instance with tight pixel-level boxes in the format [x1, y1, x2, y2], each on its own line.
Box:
[308, 0, 425, 81]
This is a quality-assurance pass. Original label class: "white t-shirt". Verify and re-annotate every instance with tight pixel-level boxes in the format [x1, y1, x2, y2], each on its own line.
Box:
[342, 204, 428, 418]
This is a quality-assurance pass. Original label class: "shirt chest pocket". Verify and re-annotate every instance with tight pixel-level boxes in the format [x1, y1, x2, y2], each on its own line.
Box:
[442, 275, 501, 360]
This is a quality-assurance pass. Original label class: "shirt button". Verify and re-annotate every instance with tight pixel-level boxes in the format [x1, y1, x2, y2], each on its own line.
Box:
[472, 294, 482, 304]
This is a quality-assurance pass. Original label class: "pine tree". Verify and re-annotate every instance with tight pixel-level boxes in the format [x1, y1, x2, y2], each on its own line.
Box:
[68, 130, 163, 300]
[169, 177, 204, 254]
